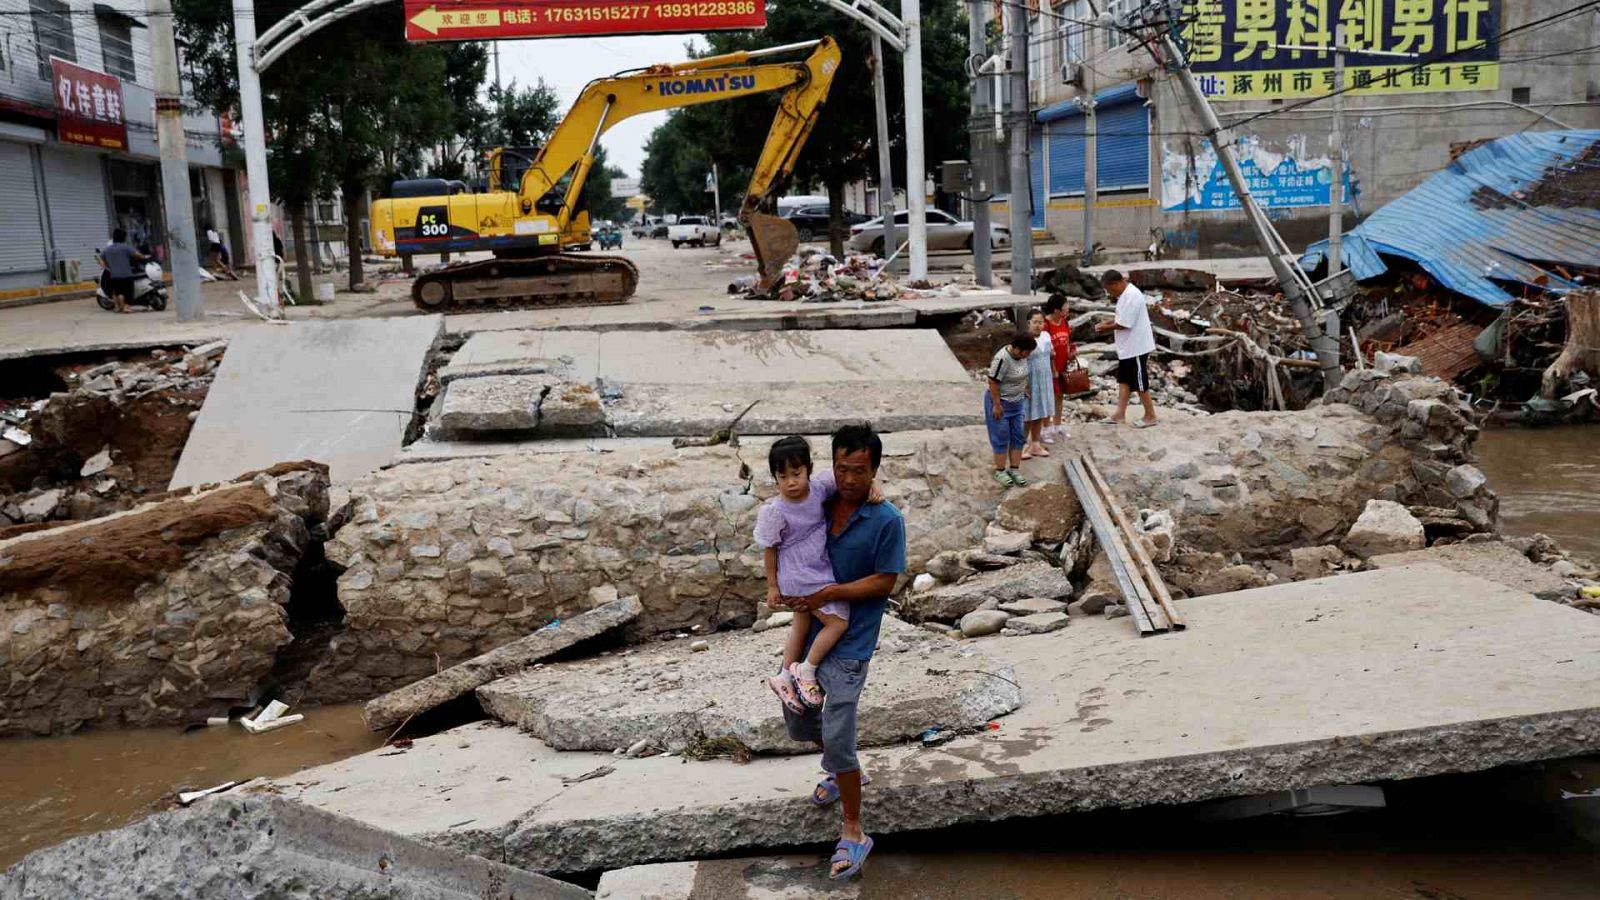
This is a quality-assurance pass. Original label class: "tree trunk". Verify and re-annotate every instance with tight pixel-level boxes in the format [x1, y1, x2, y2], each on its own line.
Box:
[1541, 288, 1600, 399]
[342, 184, 365, 290]
[290, 201, 314, 303]
[826, 176, 846, 259]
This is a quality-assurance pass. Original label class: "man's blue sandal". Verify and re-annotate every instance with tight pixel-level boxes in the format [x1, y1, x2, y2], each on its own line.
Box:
[811, 771, 872, 806]
[829, 836, 874, 880]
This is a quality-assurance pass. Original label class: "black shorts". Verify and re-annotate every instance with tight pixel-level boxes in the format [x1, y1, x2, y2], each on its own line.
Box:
[107, 276, 135, 301]
[1117, 353, 1150, 392]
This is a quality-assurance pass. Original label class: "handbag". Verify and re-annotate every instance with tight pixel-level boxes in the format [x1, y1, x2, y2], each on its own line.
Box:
[1061, 358, 1091, 396]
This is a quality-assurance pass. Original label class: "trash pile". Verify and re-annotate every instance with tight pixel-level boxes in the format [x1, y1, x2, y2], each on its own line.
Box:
[0, 343, 222, 526]
[729, 248, 962, 302]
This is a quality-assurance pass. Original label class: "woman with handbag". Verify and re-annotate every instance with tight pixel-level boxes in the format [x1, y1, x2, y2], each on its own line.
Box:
[1041, 295, 1081, 440]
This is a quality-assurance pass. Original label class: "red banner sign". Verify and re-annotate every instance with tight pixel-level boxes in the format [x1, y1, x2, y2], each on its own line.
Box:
[51, 58, 128, 151]
[404, 1, 764, 42]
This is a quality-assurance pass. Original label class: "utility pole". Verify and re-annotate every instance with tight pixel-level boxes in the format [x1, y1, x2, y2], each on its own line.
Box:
[710, 162, 722, 226]
[967, 0, 991, 287]
[901, 0, 928, 281]
[146, 0, 203, 321]
[1327, 24, 1346, 274]
[1006, 1, 1032, 295]
[232, 0, 279, 316]
[870, 33, 898, 269]
[1080, 83, 1098, 268]
[1160, 30, 1341, 385]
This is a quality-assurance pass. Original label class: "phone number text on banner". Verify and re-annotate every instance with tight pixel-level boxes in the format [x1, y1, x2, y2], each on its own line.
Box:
[405, 0, 765, 40]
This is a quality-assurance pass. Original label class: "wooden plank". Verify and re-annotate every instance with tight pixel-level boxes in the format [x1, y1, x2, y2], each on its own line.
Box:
[1075, 457, 1169, 632]
[1081, 454, 1187, 631]
[1064, 458, 1163, 635]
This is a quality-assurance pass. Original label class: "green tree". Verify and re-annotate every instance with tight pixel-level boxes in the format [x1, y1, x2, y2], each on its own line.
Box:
[173, 3, 481, 291]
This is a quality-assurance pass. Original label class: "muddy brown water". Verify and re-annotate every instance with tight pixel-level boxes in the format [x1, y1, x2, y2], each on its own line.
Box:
[1474, 424, 1600, 561]
[0, 704, 382, 870]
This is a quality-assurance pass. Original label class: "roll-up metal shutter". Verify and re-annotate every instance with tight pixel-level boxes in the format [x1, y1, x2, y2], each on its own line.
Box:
[1029, 129, 1045, 230]
[0, 142, 48, 277]
[42, 148, 111, 277]
[1095, 100, 1150, 191]
[1048, 117, 1086, 197]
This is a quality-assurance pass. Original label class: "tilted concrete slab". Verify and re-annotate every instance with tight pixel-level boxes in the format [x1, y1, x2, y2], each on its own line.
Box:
[171, 317, 442, 488]
[0, 793, 587, 899]
[477, 617, 1021, 754]
[445, 303, 915, 337]
[1369, 540, 1574, 603]
[270, 565, 1600, 874]
[595, 857, 843, 899]
[436, 329, 978, 439]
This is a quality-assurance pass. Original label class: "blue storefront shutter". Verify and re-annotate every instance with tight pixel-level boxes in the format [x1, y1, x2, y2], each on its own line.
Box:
[1029, 128, 1045, 230]
[1095, 100, 1149, 191]
[1048, 116, 1085, 197]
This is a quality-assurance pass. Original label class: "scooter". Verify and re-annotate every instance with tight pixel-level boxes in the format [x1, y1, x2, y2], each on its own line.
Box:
[96, 260, 168, 312]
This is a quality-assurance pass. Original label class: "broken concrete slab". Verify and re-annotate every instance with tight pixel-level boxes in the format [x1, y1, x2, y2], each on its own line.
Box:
[902, 561, 1072, 622]
[363, 594, 644, 732]
[1002, 611, 1070, 634]
[438, 330, 598, 383]
[0, 793, 586, 899]
[604, 380, 978, 437]
[1343, 499, 1426, 558]
[595, 857, 849, 899]
[170, 317, 443, 488]
[1369, 540, 1573, 603]
[997, 596, 1067, 616]
[271, 564, 1600, 875]
[476, 617, 1021, 754]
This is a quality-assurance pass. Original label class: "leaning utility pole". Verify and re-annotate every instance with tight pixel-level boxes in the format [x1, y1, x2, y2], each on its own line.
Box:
[870, 34, 898, 269]
[232, 0, 279, 316]
[1080, 80, 1098, 267]
[901, 0, 928, 281]
[966, 0, 991, 287]
[1006, 2, 1032, 295]
[1155, 27, 1342, 385]
[1327, 24, 1346, 275]
[146, 0, 204, 321]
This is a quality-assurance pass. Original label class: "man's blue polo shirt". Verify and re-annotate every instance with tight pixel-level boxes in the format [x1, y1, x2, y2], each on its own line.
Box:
[806, 497, 906, 660]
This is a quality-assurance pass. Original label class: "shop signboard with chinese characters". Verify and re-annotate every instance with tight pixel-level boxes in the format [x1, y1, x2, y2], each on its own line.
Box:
[404, 0, 764, 41]
[1180, 0, 1501, 99]
[51, 58, 128, 151]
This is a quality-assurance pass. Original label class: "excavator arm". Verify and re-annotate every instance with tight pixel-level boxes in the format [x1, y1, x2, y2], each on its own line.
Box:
[517, 38, 840, 290]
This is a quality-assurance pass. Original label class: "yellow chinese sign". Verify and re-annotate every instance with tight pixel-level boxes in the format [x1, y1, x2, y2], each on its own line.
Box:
[1181, 0, 1501, 99]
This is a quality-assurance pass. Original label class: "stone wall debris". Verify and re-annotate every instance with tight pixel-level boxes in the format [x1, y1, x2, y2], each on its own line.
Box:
[0, 463, 329, 735]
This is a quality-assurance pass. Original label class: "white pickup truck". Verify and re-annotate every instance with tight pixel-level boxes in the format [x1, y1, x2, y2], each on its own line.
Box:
[668, 216, 721, 249]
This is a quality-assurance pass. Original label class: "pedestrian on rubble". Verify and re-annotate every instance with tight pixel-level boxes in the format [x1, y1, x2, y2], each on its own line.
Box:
[1041, 293, 1076, 441]
[986, 331, 1036, 487]
[98, 228, 147, 315]
[757, 435, 883, 713]
[1096, 269, 1158, 427]
[1022, 309, 1055, 459]
[776, 423, 905, 881]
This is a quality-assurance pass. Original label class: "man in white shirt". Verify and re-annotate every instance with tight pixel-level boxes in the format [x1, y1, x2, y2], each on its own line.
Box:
[1094, 269, 1158, 427]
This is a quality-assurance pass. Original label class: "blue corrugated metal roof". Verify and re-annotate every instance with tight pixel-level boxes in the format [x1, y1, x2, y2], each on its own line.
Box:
[1302, 130, 1600, 308]
[1035, 84, 1143, 124]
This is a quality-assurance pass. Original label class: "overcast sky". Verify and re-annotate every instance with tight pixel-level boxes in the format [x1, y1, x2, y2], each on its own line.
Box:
[494, 34, 707, 179]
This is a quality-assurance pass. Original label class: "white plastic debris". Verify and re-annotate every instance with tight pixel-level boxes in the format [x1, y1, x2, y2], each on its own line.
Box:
[240, 700, 302, 734]
[2, 427, 31, 447]
[912, 573, 937, 593]
[178, 780, 245, 805]
[205, 716, 230, 727]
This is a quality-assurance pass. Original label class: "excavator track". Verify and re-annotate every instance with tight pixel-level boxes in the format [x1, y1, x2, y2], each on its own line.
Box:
[410, 253, 640, 312]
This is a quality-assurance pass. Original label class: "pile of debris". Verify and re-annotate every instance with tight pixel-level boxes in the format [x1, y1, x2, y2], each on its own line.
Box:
[0, 342, 224, 525]
[729, 248, 962, 303]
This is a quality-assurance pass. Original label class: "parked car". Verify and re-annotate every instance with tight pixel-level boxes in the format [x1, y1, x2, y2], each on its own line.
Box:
[668, 215, 721, 248]
[631, 216, 663, 238]
[782, 205, 871, 242]
[848, 209, 1011, 255]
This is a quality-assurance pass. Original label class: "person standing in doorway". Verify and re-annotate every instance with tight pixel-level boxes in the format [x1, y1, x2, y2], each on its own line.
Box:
[1095, 269, 1158, 428]
[99, 228, 147, 314]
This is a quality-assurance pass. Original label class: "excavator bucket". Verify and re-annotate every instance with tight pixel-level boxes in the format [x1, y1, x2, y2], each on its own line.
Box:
[747, 212, 799, 294]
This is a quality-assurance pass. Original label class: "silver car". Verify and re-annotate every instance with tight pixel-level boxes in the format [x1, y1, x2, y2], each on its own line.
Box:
[847, 209, 1012, 256]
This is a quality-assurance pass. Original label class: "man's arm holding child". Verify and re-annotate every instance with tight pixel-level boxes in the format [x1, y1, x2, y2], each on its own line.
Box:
[787, 514, 905, 611]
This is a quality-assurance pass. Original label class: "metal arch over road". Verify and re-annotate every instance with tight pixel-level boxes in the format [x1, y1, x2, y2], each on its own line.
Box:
[230, 0, 934, 314]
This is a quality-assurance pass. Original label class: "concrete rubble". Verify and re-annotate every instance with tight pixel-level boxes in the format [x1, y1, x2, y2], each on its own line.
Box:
[266, 565, 1600, 875]
[363, 591, 644, 732]
[476, 617, 1021, 755]
[0, 794, 586, 899]
[0, 463, 330, 735]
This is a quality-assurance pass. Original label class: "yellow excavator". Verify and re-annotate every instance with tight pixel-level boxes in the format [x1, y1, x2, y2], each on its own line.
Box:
[369, 38, 841, 311]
